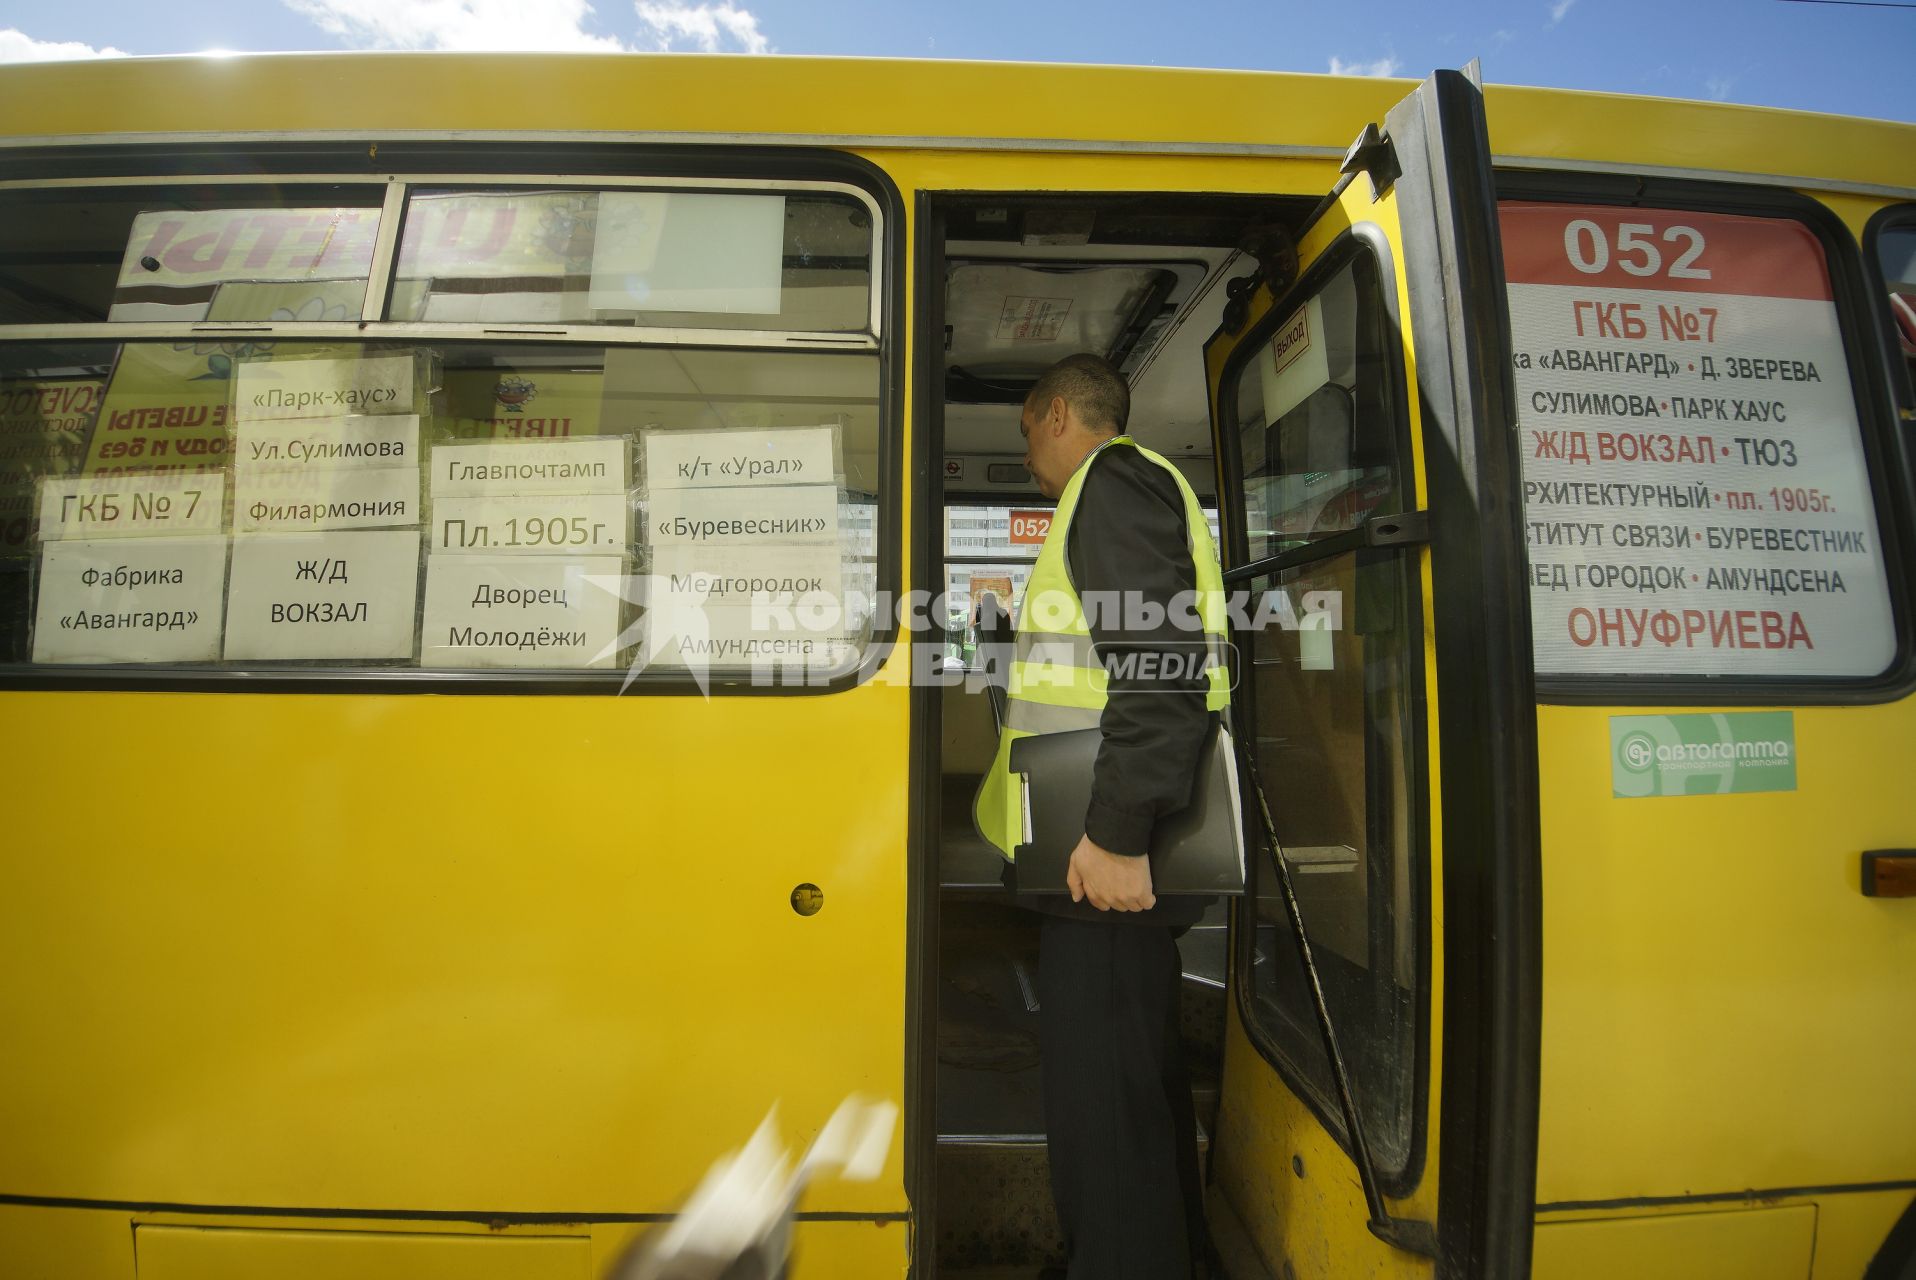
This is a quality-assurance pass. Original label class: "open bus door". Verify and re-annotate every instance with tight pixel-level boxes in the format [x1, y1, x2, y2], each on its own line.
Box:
[1202, 71, 1542, 1280]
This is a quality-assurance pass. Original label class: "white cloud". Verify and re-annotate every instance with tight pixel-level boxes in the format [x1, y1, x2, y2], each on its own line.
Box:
[633, 2, 770, 54]
[283, 0, 627, 52]
[1705, 74, 1734, 102]
[1329, 54, 1402, 78]
[1491, 28, 1517, 48]
[1547, 0, 1576, 26]
[0, 28, 129, 62]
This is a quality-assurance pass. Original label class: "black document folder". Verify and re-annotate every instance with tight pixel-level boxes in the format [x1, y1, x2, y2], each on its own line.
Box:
[1009, 723, 1246, 895]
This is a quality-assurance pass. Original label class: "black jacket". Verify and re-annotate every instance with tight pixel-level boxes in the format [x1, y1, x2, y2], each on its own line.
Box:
[1012, 443, 1214, 928]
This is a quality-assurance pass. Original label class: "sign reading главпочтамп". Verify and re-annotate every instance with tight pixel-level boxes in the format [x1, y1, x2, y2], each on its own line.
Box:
[421, 437, 631, 667]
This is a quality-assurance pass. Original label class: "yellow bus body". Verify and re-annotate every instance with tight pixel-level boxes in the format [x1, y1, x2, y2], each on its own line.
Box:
[0, 52, 1910, 1279]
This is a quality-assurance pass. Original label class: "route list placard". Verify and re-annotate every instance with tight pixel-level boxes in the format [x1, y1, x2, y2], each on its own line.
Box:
[1501, 203, 1895, 679]
[641, 425, 848, 670]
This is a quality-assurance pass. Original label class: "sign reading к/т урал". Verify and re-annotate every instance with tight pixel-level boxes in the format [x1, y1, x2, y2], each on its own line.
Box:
[641, 425, 848, 669]
[1502, 204, 1895, 680]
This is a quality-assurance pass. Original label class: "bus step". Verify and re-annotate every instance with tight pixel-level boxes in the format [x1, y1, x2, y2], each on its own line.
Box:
[935, 1138, 1064, 1272]
[934, 1127, 1214, 1273]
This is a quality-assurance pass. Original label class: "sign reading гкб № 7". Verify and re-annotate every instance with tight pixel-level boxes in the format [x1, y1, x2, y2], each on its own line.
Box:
[1610, 712, 1797, 798]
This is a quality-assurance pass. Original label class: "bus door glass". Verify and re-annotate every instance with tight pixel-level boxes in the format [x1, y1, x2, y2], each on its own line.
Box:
[1204, 72, 1537, 1280]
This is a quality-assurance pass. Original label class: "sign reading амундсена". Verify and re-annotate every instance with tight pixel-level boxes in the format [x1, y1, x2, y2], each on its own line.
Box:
[1609, 711, 1797, 798]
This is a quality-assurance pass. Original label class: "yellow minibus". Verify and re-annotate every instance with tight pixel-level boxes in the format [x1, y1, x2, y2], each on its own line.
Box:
[0, 51, 1910, 1280]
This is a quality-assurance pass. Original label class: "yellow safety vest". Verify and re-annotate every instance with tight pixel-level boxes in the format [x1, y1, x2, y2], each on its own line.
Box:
[973, 436, 1231, 859]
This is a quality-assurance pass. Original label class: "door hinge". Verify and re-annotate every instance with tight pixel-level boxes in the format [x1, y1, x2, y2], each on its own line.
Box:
[1341, 122, 1401, 201]
[1219, 220, 1299, 337]
[1365, 508, 1429, 548]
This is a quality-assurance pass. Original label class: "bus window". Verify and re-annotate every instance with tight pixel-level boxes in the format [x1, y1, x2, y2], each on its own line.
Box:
[1224, 243, 1424, 1177]
[1501, 202, 1901, 685]
[0, 184, 388, 324]
[1874, 216, 1916, 385]
[941, 503, 1221, 667]
[942, 503, 1046, 666]
[0, 171, 888, 688]
[389, 187, 874, 334]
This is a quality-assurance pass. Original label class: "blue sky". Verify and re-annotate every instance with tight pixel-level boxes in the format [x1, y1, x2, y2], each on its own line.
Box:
[1, 0, 1911, 123]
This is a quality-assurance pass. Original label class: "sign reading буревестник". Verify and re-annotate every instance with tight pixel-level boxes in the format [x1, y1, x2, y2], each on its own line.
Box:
[1610, 711, 1797, 798]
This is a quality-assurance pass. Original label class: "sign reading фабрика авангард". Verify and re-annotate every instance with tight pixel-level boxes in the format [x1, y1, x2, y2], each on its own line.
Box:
[32, 536, 228, 663]
[1503, 205, 1895, 680]
[31, 471, 230, 662]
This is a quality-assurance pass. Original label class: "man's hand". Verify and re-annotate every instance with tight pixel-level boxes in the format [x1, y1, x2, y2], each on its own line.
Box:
[1065, 835, 1156, 912]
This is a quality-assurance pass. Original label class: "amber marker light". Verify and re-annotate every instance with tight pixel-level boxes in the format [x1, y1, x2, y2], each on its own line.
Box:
[1861, 851, 1916, 898]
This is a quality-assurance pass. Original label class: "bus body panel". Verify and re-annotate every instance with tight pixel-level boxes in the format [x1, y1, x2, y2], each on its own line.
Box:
[1213, 1001, 1443, 1280]
[0, 1206, 908, 1280]
[1522, 187, 1916, 1276]
[0, 685, 911, 1217]
[0, 55, 1909, 196]
[1534, 698, 1916, 1206]
[1484, 86, 1915, 195]
[1533, 1204, 1817, 1279]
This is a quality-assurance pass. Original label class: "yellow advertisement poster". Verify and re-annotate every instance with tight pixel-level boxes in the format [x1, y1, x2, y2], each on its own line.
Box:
[85, 343, 394, 479]
[82, 344, 245, 477]
[0, 377, 103, 555]
[440, 368, 604, 440]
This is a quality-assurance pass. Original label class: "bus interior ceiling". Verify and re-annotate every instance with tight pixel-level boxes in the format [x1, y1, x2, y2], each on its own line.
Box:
[930, 191, 1313, 1277]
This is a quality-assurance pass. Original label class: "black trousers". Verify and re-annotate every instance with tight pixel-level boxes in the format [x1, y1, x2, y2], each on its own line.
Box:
[1038, 913, 1203, 1280]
